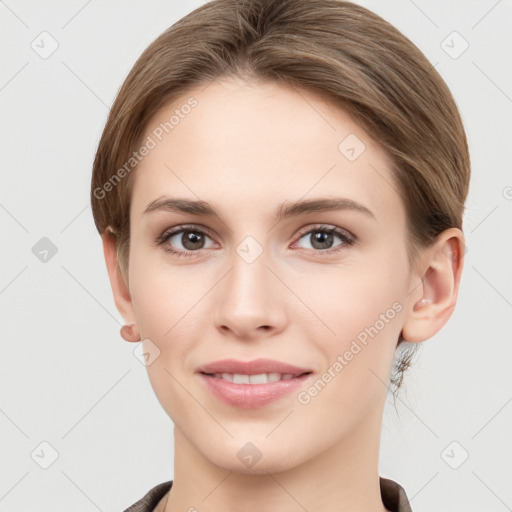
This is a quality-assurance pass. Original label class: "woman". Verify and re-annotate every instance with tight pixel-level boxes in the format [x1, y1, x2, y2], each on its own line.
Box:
[91, 0, 470, 510]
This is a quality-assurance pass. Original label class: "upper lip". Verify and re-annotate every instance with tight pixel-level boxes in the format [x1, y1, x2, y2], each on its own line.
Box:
[196, 358, 312, 376]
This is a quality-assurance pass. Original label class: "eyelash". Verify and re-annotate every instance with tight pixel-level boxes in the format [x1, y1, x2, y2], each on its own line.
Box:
[155, 224, 355, 259]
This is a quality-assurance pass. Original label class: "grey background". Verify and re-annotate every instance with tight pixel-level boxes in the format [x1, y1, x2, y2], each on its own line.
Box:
[1, 1, 511, 511]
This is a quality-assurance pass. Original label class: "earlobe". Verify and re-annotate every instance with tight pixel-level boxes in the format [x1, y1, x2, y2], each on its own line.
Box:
[120, 323, 141, 342]
[401, 228, 465, 343]
[101, 227, 139, 340]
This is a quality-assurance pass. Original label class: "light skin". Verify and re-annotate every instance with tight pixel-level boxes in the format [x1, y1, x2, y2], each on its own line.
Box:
[102, 76, 465, 512]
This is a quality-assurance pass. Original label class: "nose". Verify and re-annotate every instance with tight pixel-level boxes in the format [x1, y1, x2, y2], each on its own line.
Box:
[213, 246, 287, 340]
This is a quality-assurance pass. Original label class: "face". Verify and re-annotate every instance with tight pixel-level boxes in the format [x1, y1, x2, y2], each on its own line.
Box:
[124, 76, 418, 474]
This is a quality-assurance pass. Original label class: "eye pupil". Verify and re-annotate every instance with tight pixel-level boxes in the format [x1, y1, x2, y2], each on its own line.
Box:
[183, 231, 204, 250]
[311, 231, 333, 250]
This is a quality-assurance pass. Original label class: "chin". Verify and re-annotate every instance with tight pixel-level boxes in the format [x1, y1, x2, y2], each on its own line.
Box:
[204, 436, 309, 476]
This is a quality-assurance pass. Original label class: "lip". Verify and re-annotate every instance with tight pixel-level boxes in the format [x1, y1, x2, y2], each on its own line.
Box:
[196, 358, 313, 408]
[195, 358, 311, 376]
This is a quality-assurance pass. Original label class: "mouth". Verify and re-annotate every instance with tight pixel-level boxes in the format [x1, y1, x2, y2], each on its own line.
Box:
[196, 358, 313, 408]
[199, 371, 311, 384]
[195, 357, 312, 376]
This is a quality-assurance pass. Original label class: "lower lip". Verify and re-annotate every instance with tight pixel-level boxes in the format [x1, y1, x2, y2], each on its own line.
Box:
[198, 373, 312, 408]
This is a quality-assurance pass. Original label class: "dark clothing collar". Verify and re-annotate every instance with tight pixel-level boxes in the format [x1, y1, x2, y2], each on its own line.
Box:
[123, 476, 413, 512]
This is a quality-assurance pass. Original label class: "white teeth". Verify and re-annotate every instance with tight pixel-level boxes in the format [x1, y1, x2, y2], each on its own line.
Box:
[233, 374, 250, 384]
[212, 372, 297, 384]
[249, 373, 274, 384]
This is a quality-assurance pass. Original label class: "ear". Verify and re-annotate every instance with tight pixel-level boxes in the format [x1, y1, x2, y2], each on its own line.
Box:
[101, 227, 140, 342]
[401, 227, 466, 343]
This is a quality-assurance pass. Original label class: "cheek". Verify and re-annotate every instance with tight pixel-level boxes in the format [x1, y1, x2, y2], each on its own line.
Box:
[128, 246, 208, 392]
[294, 272, 404, 431]
[129, 244, 201, 338]
[293, 254, 407, 396]
[295, 257, 406, 341]
[130, 259, 200, 424]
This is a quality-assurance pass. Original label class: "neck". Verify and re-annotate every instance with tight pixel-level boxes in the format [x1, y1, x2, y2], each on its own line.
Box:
[165, 405, 390, 512]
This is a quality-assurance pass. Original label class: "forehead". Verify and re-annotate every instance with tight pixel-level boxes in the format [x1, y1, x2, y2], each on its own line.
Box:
[132, 76, 403, 225]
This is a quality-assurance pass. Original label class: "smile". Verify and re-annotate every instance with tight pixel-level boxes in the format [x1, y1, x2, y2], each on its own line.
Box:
[198, 371, 313, 408]
[204, 372, 302, 384]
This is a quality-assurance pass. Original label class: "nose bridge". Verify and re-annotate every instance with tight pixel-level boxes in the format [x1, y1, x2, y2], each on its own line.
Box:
[227, 236, 273, 308]
[214, 233, 285, 334]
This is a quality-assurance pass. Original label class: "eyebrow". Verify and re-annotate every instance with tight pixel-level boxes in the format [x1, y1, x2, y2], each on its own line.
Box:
[143, 196, 376, 222]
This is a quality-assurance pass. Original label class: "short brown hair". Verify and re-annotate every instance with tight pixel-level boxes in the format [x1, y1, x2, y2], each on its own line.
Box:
[91, 0, 470, 395]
